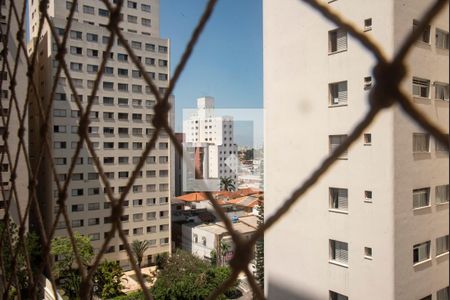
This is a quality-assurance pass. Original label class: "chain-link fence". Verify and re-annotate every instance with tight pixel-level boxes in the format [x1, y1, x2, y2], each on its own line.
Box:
[0, 0, 448, 299]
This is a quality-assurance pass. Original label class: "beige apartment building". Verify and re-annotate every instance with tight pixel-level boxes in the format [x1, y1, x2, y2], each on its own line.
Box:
[264, 0, 448, 299]
[0, 0, 28, 226]
[27, 0, 171, 268]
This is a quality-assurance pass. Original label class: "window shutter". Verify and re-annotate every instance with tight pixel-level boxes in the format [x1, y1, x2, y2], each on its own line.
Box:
[337, 82, 348, 104]
[336, 29, 347, 51]
[335, 241, 348, 263]
[338, 189, 348, 210]
[437, 287, 449, 300]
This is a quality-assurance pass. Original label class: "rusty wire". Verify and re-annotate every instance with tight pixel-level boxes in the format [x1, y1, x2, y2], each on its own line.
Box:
[0, 0, 448, 299]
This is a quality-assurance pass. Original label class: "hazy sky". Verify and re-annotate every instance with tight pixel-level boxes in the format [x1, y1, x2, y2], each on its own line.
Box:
[160, 1, 263, 132]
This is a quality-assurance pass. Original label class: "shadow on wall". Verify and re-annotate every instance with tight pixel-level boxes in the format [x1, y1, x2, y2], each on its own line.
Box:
[268, 280, 319, 300]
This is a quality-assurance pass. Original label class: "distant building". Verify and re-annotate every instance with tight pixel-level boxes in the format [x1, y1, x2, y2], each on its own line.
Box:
[171, 189, 262, 250]
[174, 133, 184, 196]
[181, 215, 258, 264]
[183, 97, 238, 182]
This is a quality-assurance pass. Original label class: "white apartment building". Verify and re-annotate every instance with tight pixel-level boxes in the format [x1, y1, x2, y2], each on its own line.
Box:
[264, 1, 448, 299]
[183, 96, 238, 181]
[0, 0, 28, 226]
[27, 0, 171, 268]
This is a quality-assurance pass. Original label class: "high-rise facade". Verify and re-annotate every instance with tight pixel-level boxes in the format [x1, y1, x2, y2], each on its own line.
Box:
[183, 96, 238, 181]
[28, 0, 171, 268]
[264, 0, 448, 299]
[0, 0, 28, 226]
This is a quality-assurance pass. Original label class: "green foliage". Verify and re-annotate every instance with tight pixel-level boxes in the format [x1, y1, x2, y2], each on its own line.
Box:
[131, 240, 151, 268]
[243, 149, 254, 161]
[0, 220, 42, 297]
[210, 249, 217, 266]
[219, 240, 231, 266]
[151, 250, 235, 300]
[220, 176, 236, 192]
[50, 232, 94, 277]
[155, 252, 169, 270]
[111, 290, 145, 300]
[255, 201, 264, 289]
[60, 269, 82, 300]
[94, 260, 125, 299]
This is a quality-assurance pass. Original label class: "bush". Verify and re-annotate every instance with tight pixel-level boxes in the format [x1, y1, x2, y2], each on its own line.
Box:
[111, 290, 145, 300]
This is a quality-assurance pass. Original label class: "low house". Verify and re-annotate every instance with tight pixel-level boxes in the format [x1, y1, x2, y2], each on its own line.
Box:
[181, 215, 258, 265]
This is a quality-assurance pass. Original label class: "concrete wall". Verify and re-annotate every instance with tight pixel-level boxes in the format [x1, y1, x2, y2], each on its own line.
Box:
[392, 2, 449, 299]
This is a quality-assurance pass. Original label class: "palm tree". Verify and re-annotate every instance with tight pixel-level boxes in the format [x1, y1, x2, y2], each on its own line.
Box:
[219, 240, 231, 266]
[131, 240, 151, 268]
[220, 176, 236, 192]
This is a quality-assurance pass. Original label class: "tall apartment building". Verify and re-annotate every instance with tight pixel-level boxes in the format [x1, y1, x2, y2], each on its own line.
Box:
[27, 0, 172, 268]
[264, 1, 448, 299]
[0, 0, 28, 225]
[183, 96, 238, 182]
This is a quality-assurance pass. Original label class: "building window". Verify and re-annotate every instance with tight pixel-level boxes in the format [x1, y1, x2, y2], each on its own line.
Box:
[329, 81, 348, 105]
[413, 241, 431, 264]
[413, 20, 431, 44]
[127, 1, 137, 9]
[329, 135, 348, 158]
[412, 133, 430, 153]
[70, 30, 82, 40]
[412, 77, 430, 98]
[413, 188, 430, 209]
[436, 185, 449, 204]
[364, 247, 372, 259]
[328, 28, 347, 53]
[142, 4, 151, 12]
[142, 18, 151, 27]
[363, 133, 372, 145]
[86, 33, 98, 42]
[70, 62, 82, 71]
[127, 15, 137, 23]
[436, 29, 449, 50]
[329, 291, 348, 300]
[363, 18, 372, 31]
[72, 220, 84, 228]
[364, 191, 373, 202]
[437, 287, 449, 300]
[436, 235, 449, 256]
[329, 239, 348, 265]
[364, 76, 372, 89]
[329, 188, 348, 211]
[83, 5, 94, 14]
[435, 82, 449, 101]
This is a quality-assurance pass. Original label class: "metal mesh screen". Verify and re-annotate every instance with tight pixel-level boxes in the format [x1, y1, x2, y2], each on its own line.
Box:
[0, 0, 448, 299]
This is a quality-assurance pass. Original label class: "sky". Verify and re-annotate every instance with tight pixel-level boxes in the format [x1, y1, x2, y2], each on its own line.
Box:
[159, 1, 263, 133]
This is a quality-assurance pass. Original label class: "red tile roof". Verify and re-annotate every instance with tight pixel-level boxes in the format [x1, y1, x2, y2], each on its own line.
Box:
[176, 189, 263, 206]
[175, 192, 209, 202]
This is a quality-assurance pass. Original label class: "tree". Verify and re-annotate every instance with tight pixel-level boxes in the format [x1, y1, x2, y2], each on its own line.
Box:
[94, 260, 125, 299]
[255, 200, 264, 290]
[50, 232, 94, 278]
[219, 240, 231, 266]
[210, 249, 217, 266]
[155, 252, 169, 269]
[60, 269, 82, 299]
[131, 240, 151, 268]
[220, 176, 236, 192]
[151, 250, 236, 300]
[0, 220, 42, 298]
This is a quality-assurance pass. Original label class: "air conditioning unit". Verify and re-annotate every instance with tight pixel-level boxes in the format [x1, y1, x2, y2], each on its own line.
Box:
[332, 97, 339, 104]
